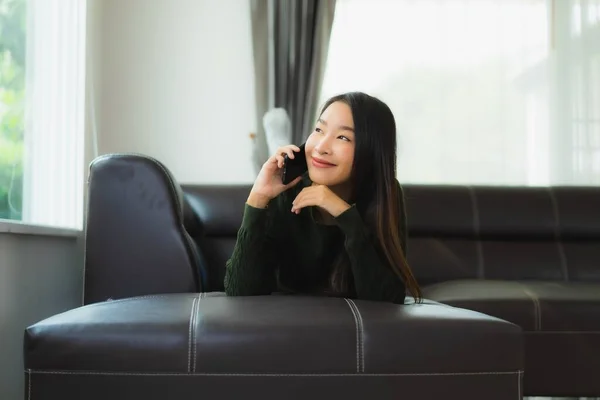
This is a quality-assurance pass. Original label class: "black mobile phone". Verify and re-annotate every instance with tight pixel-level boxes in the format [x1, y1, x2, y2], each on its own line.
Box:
[282, 143, 308, 185]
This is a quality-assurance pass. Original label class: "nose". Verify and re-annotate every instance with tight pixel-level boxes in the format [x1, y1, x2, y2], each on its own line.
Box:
[314, 136, 333, 155]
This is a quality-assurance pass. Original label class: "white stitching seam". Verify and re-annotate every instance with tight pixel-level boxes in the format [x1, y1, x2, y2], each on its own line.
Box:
[344, 298, 360, 373]
[26, 370, 524, 377]
[517, 370, 523, 400]
[466, 186, 485, 279]
[347, 299, 365, 373]
[520, 285, 542, 331]
[547, 187, 569, 281]
[193, 293, 203, 373]
[187, 297, 197, 372]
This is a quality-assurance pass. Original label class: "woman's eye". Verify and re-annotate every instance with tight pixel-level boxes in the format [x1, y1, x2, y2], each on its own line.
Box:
[315, 127, 323, 134]
[338, 135, 350, 142]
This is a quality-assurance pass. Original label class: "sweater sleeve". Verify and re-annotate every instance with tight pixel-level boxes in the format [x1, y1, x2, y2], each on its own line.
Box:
[224, 202, 280, 296]
[334, 184, 408, 304]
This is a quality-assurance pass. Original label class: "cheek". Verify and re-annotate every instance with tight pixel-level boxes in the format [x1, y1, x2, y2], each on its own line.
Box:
[339, 147, 355, 171]
[304, 137, 317, 158]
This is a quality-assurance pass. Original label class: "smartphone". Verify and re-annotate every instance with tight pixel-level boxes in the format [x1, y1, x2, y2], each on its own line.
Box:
[281, 143, 308, 185]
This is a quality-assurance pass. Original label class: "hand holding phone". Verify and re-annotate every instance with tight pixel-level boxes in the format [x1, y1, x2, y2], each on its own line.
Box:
[282, 143, 308, 185]
[247, 144, 305, 208]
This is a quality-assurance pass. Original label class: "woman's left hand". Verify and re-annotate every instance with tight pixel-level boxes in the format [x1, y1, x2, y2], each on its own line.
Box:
[291, 185, 351, 217]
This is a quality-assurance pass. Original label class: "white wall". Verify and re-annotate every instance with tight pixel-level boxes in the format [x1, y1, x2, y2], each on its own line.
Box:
[96, 0, 257, 184]
[0, 233, 81, 400]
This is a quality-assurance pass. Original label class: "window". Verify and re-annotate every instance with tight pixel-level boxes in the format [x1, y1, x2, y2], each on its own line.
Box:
[0, 0, 25, 221]
[321, 0, 600, 186]
[0, 0, 86, 229]
[569, 0, 600, 183]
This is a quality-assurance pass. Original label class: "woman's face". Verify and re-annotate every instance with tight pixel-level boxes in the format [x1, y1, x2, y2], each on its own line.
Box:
[305, 101, 356, 187]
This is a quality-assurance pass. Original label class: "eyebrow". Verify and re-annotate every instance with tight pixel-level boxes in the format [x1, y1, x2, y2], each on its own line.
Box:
[318, 118, 355, 132]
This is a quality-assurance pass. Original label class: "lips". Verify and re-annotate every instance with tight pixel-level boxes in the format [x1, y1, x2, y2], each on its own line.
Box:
[311, 157, 336, 168]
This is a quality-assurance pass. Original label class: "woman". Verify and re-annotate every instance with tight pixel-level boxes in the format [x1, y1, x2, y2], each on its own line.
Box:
[224, 92, 421, 304]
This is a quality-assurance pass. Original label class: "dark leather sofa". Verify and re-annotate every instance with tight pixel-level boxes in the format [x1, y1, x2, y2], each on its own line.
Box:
[23, 153, 599, 399]
[403, 183, 600, 397]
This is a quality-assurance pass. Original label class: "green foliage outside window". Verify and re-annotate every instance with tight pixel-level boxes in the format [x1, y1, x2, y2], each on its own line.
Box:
[0, 0, 25, 220]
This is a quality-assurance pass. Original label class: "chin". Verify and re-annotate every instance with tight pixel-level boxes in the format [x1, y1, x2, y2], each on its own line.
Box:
[308, 169, 346, 187]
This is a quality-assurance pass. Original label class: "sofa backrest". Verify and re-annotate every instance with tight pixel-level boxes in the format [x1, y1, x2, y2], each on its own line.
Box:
[402, 185, 600, 286]
[182, 184, 251, 291]
[183, 184, 600, 290]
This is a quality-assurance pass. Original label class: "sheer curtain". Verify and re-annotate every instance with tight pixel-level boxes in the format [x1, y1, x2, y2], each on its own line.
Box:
[23, 0, 87, 229]
[250, 0, 336, 174]
[320, 0, 600, 186]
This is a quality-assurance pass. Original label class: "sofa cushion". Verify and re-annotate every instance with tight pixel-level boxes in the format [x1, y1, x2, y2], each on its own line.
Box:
[24, 293, 523, 400]
[422, 279, 600, 332]
[25, 293, 522, 374]
[423, 279, 600, 395]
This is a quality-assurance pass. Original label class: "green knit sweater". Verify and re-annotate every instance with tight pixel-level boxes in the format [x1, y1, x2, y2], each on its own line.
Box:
[224, 174, 408, 304]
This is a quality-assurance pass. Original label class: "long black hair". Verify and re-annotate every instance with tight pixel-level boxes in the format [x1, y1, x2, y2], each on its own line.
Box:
[323, 92, 422, 302]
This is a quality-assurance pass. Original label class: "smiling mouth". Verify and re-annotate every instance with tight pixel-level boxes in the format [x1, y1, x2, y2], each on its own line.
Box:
[311, 157, 336, 168]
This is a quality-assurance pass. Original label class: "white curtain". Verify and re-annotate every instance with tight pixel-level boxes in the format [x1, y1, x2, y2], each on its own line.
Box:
[320, 0, 600, 187]
[23, 0, 87, 229]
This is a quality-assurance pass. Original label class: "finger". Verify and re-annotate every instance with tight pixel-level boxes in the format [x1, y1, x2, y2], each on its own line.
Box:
[265, 155, 280, 170]
[291, 193, 303, 212]
[275, 154, 285, 168]
[291, 199, 309, 213]
[283, 144, 301, 153]
[291, 194, 316, 213]
[291, 188, 310, 207]
[276, 147, 296, 160]
[293, 187, 312, 202]
[264, 156, 278, 171]
[284, 176, 302, 190]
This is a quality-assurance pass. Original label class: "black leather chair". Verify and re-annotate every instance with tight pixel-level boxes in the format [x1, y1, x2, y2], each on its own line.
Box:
[24, 154, 531, 400]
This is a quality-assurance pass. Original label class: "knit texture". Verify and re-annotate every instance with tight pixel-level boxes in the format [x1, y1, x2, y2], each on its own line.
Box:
[224, 174, 408, 303]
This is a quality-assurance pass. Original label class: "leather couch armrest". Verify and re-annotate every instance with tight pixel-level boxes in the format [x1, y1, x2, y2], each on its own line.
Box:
[83, 154, 201, 304]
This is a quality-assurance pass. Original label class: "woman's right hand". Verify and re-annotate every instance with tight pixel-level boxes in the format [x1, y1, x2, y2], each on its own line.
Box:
[247, 145, 304, 208]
